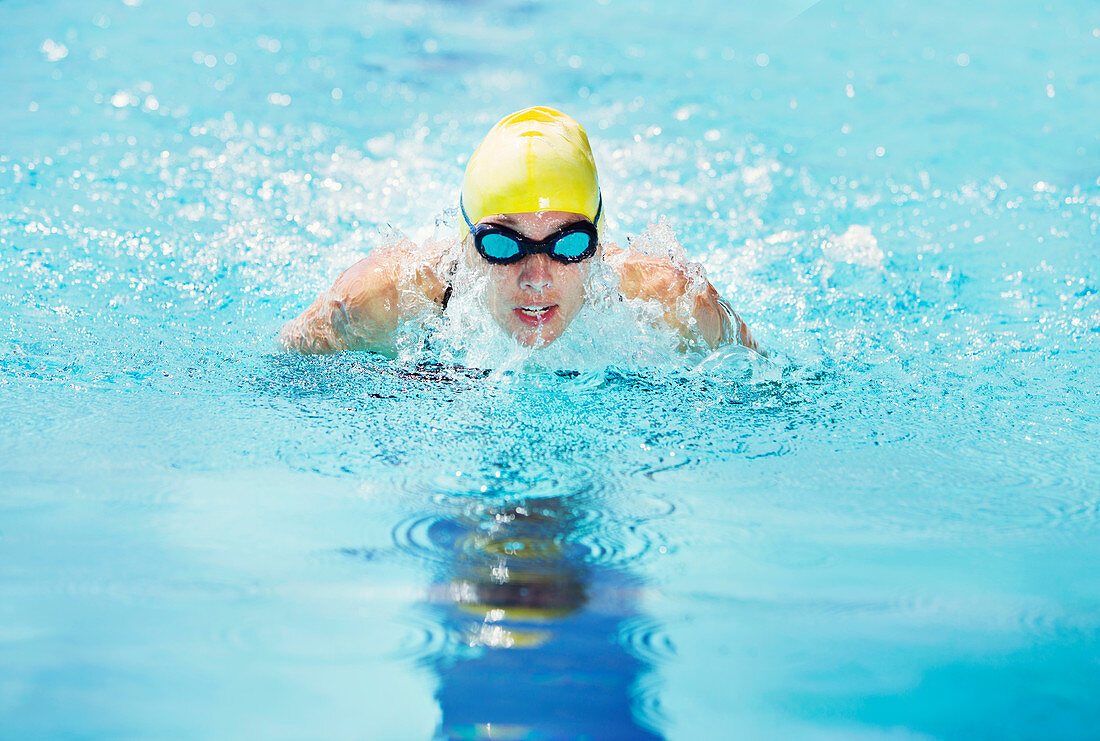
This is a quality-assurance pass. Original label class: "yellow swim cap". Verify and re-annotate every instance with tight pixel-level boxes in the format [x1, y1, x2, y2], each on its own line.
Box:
[460, 106, 601, 236]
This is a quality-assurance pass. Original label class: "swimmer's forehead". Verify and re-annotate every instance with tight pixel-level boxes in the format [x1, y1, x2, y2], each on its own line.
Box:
[479, 210, 589, 226]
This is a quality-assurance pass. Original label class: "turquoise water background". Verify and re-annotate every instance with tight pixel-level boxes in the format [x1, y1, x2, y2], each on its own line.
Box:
[2, 0, 1099, 738]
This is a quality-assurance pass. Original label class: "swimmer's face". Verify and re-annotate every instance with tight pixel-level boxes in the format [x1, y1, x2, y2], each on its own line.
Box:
[469, 210, 595, 348]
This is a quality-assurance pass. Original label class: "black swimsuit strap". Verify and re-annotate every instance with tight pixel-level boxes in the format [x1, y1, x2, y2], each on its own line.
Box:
[439, 259, 458, 312]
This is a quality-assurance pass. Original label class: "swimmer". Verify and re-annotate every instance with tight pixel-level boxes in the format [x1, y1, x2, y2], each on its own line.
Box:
[279, 106, 758, 356]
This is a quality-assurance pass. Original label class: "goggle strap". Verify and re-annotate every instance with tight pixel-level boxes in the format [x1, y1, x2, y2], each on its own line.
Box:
[459, 195, 477, 232]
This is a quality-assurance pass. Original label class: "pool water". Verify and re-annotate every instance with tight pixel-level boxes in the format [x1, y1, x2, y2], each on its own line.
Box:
[2, 0, 1099, 738]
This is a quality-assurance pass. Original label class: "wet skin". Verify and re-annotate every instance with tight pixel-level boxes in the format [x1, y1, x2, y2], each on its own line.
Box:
[471, 211, 593, 348]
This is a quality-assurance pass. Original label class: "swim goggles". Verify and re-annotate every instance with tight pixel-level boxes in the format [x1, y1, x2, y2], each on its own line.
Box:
[460, 196, 601, 265]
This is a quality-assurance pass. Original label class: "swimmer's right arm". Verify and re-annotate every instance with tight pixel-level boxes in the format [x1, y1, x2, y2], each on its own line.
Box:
[279, 241, 449, 354]
[278, 251, 402, 355]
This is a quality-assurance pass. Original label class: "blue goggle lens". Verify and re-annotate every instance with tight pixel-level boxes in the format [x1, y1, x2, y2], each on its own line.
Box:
[552, 231, 593, 259]
[479, 233, 523, 261]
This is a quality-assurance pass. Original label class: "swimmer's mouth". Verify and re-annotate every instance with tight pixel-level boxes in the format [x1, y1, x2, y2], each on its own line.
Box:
[514, 304, 558, 327]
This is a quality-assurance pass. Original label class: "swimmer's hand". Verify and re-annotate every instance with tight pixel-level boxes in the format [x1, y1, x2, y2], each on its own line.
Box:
[607, 244, 759, 353]
[278, 240, 447, 355]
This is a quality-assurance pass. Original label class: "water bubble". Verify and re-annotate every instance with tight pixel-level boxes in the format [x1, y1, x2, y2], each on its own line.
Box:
[110, 90, 137, 108]
[40, 39, 69, 62]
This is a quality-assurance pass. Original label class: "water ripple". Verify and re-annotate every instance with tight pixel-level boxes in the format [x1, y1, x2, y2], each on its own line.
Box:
[630, 672, 669, 739]
[618, 616, 677, 664]
[573, 513, 670, 568]
[386, 612, 451, 666]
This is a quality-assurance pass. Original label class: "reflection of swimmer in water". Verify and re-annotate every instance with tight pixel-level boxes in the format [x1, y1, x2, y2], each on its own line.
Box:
[280, 106, 758, 355]
[422, 497, 662, 740]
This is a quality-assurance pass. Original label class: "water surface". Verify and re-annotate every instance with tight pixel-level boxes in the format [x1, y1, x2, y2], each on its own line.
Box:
[2, 0, 1099, 738]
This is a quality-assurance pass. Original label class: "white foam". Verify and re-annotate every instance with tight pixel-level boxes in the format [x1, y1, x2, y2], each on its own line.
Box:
[821, 224, 884, 267]
[395, 232, 705, 375]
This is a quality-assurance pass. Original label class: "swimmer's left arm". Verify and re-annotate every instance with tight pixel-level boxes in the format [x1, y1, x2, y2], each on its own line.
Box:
[608, 246, 758, 352]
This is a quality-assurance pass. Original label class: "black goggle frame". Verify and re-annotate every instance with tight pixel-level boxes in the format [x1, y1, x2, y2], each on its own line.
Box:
[460, 195, 602, 265]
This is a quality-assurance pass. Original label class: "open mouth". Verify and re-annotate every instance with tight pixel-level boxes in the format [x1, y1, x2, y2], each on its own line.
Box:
[514, 304, 558, 327]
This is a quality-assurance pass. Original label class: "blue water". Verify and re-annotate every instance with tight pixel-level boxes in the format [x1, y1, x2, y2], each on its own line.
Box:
[2, 0, 1099, 738]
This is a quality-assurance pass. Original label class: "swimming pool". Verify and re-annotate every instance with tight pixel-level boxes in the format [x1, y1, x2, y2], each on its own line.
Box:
[2, 0, 1098, 738]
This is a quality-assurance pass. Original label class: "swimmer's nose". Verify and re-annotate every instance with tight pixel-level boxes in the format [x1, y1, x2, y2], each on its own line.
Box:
[518, 254, 552, 292]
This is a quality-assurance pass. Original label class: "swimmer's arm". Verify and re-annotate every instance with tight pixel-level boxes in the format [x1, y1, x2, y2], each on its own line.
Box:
[609, 247, 758, 352]
[278, 251, 403, 355]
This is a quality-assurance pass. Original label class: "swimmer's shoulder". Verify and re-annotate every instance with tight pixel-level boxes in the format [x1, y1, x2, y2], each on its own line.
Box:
[279, 238, 450, 354]
[347, 238, 452, 306]
[401, 239, 454, 308]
